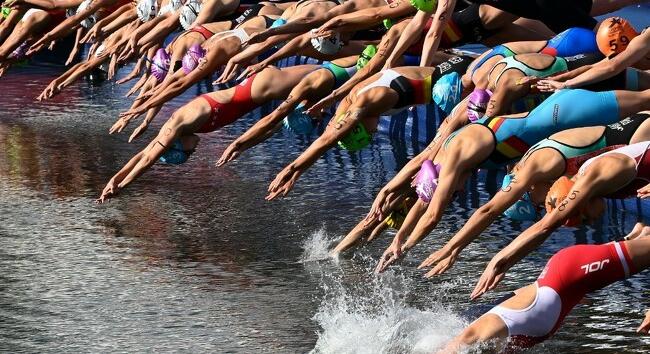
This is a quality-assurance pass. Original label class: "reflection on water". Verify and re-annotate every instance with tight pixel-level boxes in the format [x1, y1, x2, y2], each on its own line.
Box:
[1, 60, 650, 353]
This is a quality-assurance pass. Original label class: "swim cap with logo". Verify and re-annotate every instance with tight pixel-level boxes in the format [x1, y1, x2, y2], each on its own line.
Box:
[181, 43, 205, 74]
[310, 29, 343, 55]
[137, 0, 158, 22]
[337, 115, 372, 151]
[179, 0, 201, 30]
[159, 139, 193, 165]
[1, 7, 11, 18]
[76, 0, 97, 29]
[501, 174, 538, 221]
[414, 160, 441, 203]
[467, 89, 491, 123]
[410, 0, 436, 12]
[283, 103, 315, 135]
[432, 71, 463, 116]
[545, 176, 582, 226]
[596, 17, 638, 58]
[151, 48, 171, 82]
[356, 44, 377, 70]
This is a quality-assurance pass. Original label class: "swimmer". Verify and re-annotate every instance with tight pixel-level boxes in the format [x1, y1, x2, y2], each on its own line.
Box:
[386, 0, 642, 70]
[97, 64, 319, 203]
[309, 26, 601, 116]
[471, 139, 650, 299]
[420, 112, 650, 277]
[536, 17, 650, 91]
[441, 231, 650, 352]
[374, 88, 650, 273]
[266, 58, 475, 200]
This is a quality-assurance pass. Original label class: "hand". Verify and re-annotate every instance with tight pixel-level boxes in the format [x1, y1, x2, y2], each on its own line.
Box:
[129, 120, 150, 142]
[109, 116, 131, 134]
[382, 55, 399, 70]
[375, 238, 407, 273]
[81, 27, 103, 44]
[266, 165, 301, 200]
[107, 54, 118, 80]
[216, 142, 242, 166]
[534, 79, 567, 92]
[239, 61, 267, 80]
[418, 246, 459, 277]
[26, 35, 50, 56]
[637, 310, 650, 334]
[638, 183, 650, 198]
[515, 75, 539, 87]
[305, 94, 336, 118]
[48, 40, 56, 51]
[2, 0, 24, 7]
[364, 188, 389, 225]
[65, 43, 80, 66]
[311, 27, 335, 39]
[96, 179, 119, 203]
[36, 82, 61, 101]
[470, 257, 507, 300]
[117, 65, 143, 85]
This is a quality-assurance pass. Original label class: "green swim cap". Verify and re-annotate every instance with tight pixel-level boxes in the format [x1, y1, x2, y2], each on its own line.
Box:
[356, 44, 378, 70]
[337, 118, 372, 151]
[410, 0, 437, 12]
[383, 18, 393, 30]
[2, 7, 11, 18]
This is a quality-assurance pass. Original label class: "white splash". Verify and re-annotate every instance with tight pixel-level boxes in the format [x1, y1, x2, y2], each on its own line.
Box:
[300, 228, 336, 263]
[309, 270, 467, 354]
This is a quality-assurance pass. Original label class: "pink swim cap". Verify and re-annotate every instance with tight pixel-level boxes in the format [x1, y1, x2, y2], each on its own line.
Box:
[182, 44, 206, 74]
[467, 89, 492, 122]
[414, 160, 441, 203]
[151, 48, 171, 82]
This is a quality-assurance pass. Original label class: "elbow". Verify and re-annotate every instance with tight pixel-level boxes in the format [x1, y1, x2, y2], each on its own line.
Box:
[476, 203, 500, 220]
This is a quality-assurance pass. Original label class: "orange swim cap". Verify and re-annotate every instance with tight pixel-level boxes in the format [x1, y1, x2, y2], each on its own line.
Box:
[596, 17, 638, 58]
[545, 176, 582, 226]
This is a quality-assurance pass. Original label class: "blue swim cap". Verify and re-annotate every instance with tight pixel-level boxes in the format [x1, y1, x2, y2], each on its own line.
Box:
[501, 174, 538, 221]
[159, 139, 191, 165]
[432, 72, 463, 116]
[282, 103, 315, 135]
[542, 27, 598, 57]
[270, 18, 287, 28]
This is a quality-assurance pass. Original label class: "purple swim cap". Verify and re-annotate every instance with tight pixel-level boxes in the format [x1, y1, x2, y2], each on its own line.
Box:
[467, 89, 492, 122]
[182, 44, 206, 74]
[8, 41, 28, 60]
[151, 48, 171, 82]
[414, 160, 441, 203]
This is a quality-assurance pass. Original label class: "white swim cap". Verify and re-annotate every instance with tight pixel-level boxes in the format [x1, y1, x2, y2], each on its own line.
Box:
[137, 0, 158, 22]
[157, 0, 182, 16]
[76, 0, 97, 29]
[310, 29, 343, 55]
[179, 0, 201, 30]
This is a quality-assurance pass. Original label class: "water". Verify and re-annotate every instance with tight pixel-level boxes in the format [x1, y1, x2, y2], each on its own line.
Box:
[3, 15, 650, 353]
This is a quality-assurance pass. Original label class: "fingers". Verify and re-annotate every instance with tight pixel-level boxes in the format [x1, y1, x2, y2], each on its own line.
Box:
[129, 123, 147, 142]
[637, 317, 650, 333]
[375, 252, 397, 274]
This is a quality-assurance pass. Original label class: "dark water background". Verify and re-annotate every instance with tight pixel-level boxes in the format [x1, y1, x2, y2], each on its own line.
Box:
[2, 7, 650, 353]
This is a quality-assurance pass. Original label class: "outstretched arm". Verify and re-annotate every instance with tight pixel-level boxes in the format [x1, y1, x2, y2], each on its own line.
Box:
[419, 0, 456, 66]
[314, 0, 414, 36]
[537, 30, 650, 91]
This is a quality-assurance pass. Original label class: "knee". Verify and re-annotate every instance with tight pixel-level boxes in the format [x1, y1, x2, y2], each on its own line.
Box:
[456, 326, 481, 345]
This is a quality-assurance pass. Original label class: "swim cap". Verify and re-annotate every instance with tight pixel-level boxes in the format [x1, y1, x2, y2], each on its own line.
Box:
[541, 27, 598, 57]
[2, 7, 11, 18]
[8, 41, 28, 60]
[501, 174, 538, 221]
[159, 139, 191, 165]
[76, 0, 97, 29]
[151, 48, 171, 82]
[467, 89, 491, 122]
[282, 103, 315, 135]
[383, 18, 393, 30]
[137, 0, 158, 22]
[356, 44, 377, 70]
[414, 160, 441, 203]
[545, 176, 581, 226]
[337, 116, 372, 151]
[385, 201, 410, 230]
[310, 30, 343, 55]
[179, 0, 201, 30]
[270, 18, 287, 28]
[596, 17, 638, 58]
[432, 71, 463, 116]
[157, 0, 181, 16]
[410, 0, 437, 12]
[181, 43, 205, 74]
